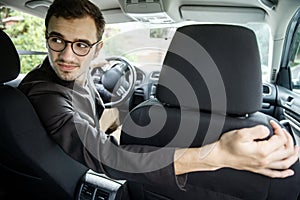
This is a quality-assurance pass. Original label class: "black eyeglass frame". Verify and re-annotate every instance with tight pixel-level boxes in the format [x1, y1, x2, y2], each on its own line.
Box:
[46, 35, 101, 56]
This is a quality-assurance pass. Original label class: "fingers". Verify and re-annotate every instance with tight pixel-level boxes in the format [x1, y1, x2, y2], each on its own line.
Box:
[257, 168, 295, 178]
[262, 121, 293, 156]
[258, 121, 288, 154]
[265, 146, 299, 170]
[257, 122, 299, 172]
[283, 128, 295, 151]
[270, 120, 286, 138]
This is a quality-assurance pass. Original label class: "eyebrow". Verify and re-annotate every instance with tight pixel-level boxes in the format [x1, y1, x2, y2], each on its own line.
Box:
[47, 31, 92, 45]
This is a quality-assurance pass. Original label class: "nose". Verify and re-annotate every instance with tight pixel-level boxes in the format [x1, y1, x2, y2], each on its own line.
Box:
[59, 43, 75, 59]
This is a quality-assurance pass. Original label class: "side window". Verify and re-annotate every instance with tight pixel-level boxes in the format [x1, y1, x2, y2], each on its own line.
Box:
[1, 7, 46, 75]
[289, 24, 300, 93]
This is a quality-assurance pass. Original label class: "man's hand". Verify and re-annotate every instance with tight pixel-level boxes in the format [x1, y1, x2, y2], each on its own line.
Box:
[174, 121, 299, 178]
[214, 120, 299, 178]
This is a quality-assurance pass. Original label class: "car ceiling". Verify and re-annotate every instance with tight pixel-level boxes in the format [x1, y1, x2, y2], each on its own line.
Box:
[0, 0, 299, 31]
[1, 0, 299, 42]
[0, 0, 297, 21]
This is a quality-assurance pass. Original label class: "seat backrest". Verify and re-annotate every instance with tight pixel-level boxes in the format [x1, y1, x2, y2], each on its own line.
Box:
[120, 25, 300, 199]
[0, 29, 88, 199]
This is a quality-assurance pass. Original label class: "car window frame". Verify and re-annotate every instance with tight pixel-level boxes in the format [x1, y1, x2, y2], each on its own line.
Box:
[279, 8, 300, 92]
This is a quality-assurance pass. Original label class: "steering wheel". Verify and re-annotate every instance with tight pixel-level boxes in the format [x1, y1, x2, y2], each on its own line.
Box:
[91, 56, 137, 108]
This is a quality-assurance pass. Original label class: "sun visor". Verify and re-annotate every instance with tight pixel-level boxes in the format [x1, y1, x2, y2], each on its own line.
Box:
[180, 6, 266, 23]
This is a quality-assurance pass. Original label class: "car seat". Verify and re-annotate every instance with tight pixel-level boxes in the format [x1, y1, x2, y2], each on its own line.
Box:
[0, 29, 88, 199]
[120, 24, 300, 200]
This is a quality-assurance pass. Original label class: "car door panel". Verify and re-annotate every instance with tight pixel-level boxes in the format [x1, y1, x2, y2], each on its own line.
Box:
[276, 85, 300, 145]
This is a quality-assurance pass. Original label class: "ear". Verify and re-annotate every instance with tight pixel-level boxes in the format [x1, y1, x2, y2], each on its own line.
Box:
[93, 41, 103, 59]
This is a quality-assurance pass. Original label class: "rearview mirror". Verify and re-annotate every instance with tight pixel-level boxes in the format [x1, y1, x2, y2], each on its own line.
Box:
[150, 27, 175, 40]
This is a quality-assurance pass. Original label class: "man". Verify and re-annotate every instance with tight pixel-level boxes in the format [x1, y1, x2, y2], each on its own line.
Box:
[18, 0, 299, 190]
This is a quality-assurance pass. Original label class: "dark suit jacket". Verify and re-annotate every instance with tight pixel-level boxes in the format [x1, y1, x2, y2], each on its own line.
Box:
[18, 57, 184, 190]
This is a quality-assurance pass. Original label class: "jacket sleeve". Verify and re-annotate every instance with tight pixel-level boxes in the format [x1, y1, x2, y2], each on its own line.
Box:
[19, 82, 185, 189]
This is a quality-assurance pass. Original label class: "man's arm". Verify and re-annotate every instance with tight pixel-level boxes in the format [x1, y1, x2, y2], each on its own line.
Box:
[19, 82, 299, 187]
[174, 120, 299, 178]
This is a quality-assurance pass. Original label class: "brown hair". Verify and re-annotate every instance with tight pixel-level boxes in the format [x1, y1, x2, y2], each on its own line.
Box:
[45, 0, 105, 40]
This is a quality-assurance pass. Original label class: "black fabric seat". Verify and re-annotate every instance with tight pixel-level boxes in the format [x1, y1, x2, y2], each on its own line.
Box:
[0, 29, 88, 199]
[120, 25, 300, 200]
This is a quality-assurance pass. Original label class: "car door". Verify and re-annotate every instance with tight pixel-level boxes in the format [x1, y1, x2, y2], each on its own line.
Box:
[275, 9, 300, 146]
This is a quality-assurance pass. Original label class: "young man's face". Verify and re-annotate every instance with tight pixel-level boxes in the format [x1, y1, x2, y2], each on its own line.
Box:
[47, 16, 102, 84]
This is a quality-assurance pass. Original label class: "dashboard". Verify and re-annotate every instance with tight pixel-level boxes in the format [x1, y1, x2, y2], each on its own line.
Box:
[129, 64, 161, 110]
[131, 64, 278, 117]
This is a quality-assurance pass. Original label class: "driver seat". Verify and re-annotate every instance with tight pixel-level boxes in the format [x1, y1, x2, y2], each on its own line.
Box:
[120, 24, 300, 199]
[0, 29, 88, 199]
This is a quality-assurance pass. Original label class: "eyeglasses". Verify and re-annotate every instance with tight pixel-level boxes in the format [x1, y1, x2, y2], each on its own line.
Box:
[46, 36, 101, 56]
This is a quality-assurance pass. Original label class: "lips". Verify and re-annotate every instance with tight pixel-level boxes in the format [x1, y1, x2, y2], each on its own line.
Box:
[58, 63, 78, 72]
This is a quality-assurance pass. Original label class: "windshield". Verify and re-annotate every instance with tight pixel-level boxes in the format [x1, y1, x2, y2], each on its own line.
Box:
[91, 22, 175, 69]
[94, 21, 270, 81]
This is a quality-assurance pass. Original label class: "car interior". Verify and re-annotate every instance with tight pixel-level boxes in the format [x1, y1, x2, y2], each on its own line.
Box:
[120, 23, 300, 200]
[0, 0, 300, 199]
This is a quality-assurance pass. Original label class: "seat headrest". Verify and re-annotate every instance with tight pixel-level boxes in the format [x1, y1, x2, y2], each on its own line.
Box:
[0, 29, 20, 83]
[156, 24, 262, 116]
